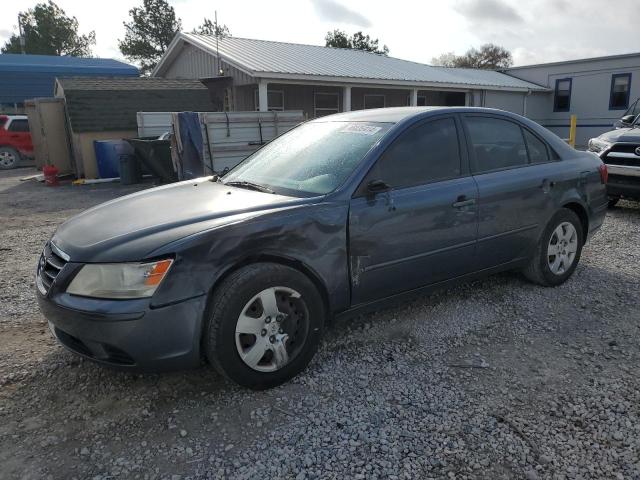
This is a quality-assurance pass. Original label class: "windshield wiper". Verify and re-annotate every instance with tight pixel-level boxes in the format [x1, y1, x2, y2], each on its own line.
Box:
[224, 180, 274, 194]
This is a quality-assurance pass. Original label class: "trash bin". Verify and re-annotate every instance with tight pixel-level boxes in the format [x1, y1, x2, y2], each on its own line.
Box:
[125, 138, 177, 183]
[119, 153, 141, 185]
[94, 140, 136, 179]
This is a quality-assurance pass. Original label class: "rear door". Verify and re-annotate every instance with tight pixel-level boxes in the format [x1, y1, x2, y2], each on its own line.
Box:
[348, 116, 479, 305]
[462, 114, 558, 269]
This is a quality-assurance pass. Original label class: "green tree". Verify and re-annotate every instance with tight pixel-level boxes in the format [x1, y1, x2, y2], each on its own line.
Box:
[192, 18, 230, 37]
[119, 0, 181, 75]
[1, 1, 95, 56]
[431, 44, 513, 69]
[325, 29, 389, 55]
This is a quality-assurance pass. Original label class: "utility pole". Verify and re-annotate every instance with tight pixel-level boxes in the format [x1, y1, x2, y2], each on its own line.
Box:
[18, 14, 26, 54]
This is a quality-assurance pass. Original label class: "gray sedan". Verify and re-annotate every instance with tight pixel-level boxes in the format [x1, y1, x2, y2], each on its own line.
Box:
[37, 107, 608, 389]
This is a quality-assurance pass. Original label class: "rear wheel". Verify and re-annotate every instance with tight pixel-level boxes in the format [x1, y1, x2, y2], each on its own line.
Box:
[0, 147, 20, 169]
[522, 208, 583, 287]
[204, 263, 325, 389]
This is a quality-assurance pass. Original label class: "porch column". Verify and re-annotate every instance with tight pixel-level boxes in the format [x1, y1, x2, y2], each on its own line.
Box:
[410, 88, 418, 106]
[343, 86, 352, 112]
[258, 80, 268, 111]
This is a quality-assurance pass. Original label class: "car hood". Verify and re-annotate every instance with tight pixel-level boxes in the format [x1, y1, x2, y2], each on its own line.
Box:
[52, 178, 310, 262]
[598, 127, 640, 143]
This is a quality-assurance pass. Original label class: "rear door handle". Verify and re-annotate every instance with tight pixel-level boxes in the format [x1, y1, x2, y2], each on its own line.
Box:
[452, 196, 476, 208]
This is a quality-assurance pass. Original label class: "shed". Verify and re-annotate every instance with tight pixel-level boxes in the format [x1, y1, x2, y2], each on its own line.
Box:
[53, 77, 216, 178]
[0, 54, 138, 112]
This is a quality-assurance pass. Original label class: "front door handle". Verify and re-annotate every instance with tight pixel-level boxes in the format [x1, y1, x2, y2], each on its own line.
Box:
[452, 196, 476, 208]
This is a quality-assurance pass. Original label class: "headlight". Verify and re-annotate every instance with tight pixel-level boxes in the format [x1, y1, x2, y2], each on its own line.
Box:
[587, 138, 612, 153]
[66, 259, 173, 299]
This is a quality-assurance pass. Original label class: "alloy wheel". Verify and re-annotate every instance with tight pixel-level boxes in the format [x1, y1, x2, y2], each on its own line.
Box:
[547, 221, 578, 275]
[0, 151, 16, 168]
[235, 286, 310, 372]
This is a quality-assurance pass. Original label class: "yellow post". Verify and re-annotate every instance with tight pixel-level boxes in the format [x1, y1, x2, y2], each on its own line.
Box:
[568, 114, 577, 148]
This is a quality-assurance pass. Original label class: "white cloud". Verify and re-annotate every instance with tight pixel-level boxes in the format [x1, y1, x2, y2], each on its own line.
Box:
[0, 0, 636, 66]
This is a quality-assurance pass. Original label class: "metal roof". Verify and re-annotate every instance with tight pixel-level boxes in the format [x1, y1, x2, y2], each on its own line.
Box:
[160, 34, 546, 92]
[59, 77, 214, 133]
[0, 54, 138, 105]
[0, 54, 138, 74]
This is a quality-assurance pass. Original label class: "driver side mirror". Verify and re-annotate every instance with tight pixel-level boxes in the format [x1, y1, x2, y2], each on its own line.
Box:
[621, 114, 636, 125]
[366, 179, 391, 196]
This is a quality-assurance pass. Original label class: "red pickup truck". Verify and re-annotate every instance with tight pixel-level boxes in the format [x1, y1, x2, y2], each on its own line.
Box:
[0, 115, 33, 169]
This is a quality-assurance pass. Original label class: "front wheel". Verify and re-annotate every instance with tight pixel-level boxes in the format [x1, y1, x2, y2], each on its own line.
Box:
[204, 263, 325, 389]
[522, 208, 584, 287]
[0, 147, 20, 169]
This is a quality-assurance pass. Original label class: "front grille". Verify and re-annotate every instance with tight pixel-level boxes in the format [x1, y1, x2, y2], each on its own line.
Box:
[37, 242, 68, 294]
[603, 143, 640, 167]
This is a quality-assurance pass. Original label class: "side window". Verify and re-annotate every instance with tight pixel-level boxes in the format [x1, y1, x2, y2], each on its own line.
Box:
[553, 78, 572, 112]
[8, 119, 29, 132]
[374, 118, 461, 189]
[523, 129, 550, 164]
[465, 116, 527, 172]
[609, 73, 631, 110]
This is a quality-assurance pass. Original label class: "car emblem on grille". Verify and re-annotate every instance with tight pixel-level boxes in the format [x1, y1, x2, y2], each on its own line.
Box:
[635, 146, 640, 156]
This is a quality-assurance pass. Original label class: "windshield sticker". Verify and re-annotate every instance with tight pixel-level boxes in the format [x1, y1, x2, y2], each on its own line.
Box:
[341, 124, 382, 135]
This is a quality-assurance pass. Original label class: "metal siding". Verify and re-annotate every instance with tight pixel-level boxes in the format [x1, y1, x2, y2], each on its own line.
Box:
[508, 56, 640, 146]
[484, 91, 526, 115]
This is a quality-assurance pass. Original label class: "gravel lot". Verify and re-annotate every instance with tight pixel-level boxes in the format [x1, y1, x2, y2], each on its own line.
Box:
[1, 167, 639, 480]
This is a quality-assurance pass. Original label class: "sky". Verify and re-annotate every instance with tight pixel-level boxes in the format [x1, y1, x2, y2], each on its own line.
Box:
[1, 0, 639, 67]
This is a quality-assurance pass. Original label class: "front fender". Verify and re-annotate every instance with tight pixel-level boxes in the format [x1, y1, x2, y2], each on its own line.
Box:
[150, 202, 351, 314]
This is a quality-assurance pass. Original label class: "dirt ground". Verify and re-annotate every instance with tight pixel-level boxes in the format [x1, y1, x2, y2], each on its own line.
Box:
[1, 167, 639, 480]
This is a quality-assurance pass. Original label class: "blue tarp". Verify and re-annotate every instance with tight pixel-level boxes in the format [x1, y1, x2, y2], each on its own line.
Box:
[176, 112, 205, 180]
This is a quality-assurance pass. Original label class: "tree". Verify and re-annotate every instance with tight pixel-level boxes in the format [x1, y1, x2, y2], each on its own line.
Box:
[1, 1, 95, 56]
[192, 18, 230, 37]
[430, 52, 457, 68]
[119, 0, 181, 75]
[325, 29, 389, 55]
[431, 44, 513, 69]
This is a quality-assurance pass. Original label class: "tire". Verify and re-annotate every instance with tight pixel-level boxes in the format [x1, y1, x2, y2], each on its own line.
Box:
[204, 263, 325, 389]
[0, 147, 20, 170]
[522, 208, 584, 287]
[607, 196, 620, 208]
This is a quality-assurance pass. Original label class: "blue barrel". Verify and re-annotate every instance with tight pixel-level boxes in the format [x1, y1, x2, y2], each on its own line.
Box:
[93, 140, 134, 178]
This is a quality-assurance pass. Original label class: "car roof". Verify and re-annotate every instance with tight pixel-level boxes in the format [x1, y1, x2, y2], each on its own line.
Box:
[310, 106, 514, 123]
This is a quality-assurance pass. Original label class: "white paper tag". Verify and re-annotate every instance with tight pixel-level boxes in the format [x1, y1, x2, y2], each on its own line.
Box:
[341, 124, 382, 135]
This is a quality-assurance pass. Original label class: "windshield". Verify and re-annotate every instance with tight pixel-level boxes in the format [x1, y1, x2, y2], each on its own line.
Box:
[222, 121, 392, 196]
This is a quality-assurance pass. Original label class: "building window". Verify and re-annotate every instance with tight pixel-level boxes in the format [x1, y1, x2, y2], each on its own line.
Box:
[253, 89, 284, 111]
[553, 78, 572, 112]
[364, 94, 385, 109]
[417, 96, 427, 106]
[314, 92, 339, 117]
[609, 73, 632, 110]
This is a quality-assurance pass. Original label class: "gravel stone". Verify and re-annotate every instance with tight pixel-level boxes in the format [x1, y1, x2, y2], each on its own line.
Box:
[1, 169, 640, 480]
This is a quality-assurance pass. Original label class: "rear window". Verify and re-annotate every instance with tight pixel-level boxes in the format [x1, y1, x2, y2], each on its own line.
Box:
[465, 116, 528, 172]
[8, 119, 29, 132]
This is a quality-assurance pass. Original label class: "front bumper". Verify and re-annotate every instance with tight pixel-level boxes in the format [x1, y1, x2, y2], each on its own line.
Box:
[37, 291, 207, 371]
[606, 167, 640, 200]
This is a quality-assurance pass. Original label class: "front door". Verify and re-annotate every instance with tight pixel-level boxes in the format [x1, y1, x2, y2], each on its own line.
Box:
[348, 116, 479, 305]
